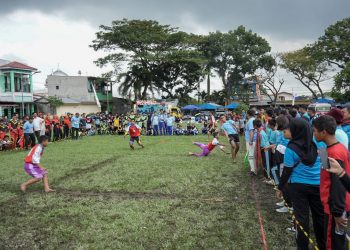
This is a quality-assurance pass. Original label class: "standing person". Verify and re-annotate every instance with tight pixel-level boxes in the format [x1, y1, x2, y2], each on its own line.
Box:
[254, 119, 274, 184]
[308, 107, 318, 127]
[159, 110, 166, 135]
[52, 115, 60, 141]
[314, 115, 350, 250]
[71, 113, 80, 140]
[275, 118, 325, 250]
[239, 114, 245, 135]
[39, 113, 46, 136]
[342, 104, 350, 151]
[44, 113, 52, 141]
[127, 119, 144, 150]
[80, 113, 87, 135]
[23, 117, 35, 150]
[166, 113, 175, 136]
[20, 135, 54, 193]
[207, 111, 216, 138]
[299, 105, 310, 122]
[63, 115, 71, 139]
[8, 115, 19, 147]
[33, 113, 43, 142]
[245, 109, 257, 176]
[326, 108, 348, 149]
[221, 115, 240, 163]
[151, 112, 159, 136]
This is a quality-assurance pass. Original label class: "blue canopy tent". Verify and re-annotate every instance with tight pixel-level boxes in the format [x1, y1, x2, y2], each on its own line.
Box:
[199, 103, 222, 110]
[312, 98, 335, 104]
[182, 105, 200, 110]
[224, 102, 240, 109]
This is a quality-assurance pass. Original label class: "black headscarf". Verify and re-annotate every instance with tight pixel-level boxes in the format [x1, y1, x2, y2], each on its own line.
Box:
[288, 118, 318, 166]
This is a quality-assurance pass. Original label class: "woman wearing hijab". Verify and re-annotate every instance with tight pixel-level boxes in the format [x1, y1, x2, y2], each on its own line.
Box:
[275, 118, 325, 250]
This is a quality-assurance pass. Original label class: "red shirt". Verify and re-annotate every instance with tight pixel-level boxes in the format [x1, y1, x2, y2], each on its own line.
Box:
[207, 138, 219, 151]
[129, 124, 141, 137]
[320, 142, 350, 215]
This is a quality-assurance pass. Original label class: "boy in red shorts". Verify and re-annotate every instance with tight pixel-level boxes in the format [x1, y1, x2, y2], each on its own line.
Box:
[128, 119, 144, 150]
[20, 135, 54, 193]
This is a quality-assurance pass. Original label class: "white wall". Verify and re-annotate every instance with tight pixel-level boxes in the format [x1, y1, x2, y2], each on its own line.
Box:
[56, 104, 101, 115]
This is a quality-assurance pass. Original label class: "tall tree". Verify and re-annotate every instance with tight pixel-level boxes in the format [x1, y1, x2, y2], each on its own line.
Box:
[199, 26, 272, 103]
[281, 48, 330, 99]
[309, 17, 350, 102]
[91, 19, 205, 101]
[259, 55, 285, 106]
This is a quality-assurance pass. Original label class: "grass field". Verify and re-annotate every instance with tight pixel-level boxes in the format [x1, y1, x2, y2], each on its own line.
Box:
[0, 135, 295, 249]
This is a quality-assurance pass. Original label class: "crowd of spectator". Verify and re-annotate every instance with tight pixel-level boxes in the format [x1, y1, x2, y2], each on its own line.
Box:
[246, 104, 350, 250]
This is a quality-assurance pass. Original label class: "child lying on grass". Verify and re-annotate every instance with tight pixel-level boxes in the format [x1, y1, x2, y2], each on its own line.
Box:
[20, 135, 54, 193]
[189, 132, 229, 156]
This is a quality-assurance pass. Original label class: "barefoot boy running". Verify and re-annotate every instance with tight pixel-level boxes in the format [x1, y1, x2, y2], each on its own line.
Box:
[128, 119, 144, 150]
[20, 135, 54, 193]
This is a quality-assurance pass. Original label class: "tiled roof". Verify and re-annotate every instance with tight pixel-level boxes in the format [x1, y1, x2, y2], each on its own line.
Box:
[0, 61, 37, 71]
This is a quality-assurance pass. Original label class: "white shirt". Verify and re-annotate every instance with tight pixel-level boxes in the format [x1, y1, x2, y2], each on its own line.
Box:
[211, 138, 219, 146]
[33, 117, 43, 131]
[31, 145, 43, 164]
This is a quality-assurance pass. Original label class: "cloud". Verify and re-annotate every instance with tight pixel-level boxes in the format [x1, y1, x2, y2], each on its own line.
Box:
[0, 0, 347, 95]
[1, 0, 349, 40]
[0, 11, 107, 89]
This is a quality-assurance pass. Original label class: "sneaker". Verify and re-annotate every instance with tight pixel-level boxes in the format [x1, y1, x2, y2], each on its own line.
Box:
[276, 206, 289, 213]
[265, 180, 275, 186]
[286, 226, 296, 233]
[276, 201, 285, 207]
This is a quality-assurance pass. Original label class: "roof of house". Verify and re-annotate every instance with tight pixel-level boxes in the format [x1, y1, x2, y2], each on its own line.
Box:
[278, 91, 293, 96]
[52, 69, 68, 76]
[61, 97, 81, 104]
[0, 61, 37, 71]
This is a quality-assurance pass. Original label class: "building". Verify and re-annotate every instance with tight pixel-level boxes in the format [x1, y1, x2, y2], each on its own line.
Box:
[46, 69, 114, 115]
[0, 59, 38, 117]
[276, 92, 294, 102]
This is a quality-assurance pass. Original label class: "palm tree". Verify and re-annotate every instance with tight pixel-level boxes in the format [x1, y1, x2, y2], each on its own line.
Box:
[117, 65, 156, 101]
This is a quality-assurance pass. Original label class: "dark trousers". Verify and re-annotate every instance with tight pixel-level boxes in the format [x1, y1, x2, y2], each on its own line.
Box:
[63, 125, 70, 139]
[45, 126, 51, 141]
[34, 130, 40, 143]
[24, 133, 36, 149]
[324, 214, 347, 250]
[153, 125, 159, 136]
[71, 127, 79, 140]
[289, 183, 325, 250]
[53, 126, 60, 141]
[159, 122, 166, 135]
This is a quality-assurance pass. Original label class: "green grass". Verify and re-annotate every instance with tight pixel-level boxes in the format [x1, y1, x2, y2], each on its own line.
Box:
[0, 135, 295, 249]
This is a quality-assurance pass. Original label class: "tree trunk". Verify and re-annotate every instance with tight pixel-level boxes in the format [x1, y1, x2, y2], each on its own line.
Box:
[207, 71, 211, 95]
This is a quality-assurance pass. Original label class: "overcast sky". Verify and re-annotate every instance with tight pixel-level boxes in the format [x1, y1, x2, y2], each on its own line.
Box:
[0, 0, 349, 96]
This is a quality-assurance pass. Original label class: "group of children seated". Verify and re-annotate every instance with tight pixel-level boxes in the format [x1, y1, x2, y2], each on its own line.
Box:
[0, 135, 13, 151]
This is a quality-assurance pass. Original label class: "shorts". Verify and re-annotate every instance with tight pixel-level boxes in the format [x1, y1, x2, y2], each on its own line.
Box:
[228, 134, 240, 143]
[129, 136, 140, 143]
[24, 163, 47, 179]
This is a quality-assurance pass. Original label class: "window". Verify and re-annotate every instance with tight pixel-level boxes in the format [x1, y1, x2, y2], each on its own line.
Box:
[87, 80, 93, 93]
[56, 86, 59, 90]
[13, 74, 30, 92]
[4, 74, 10, 92]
